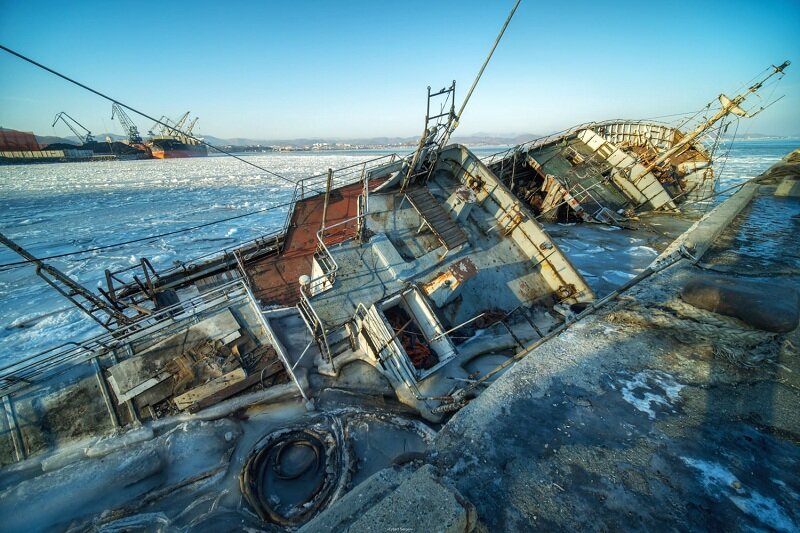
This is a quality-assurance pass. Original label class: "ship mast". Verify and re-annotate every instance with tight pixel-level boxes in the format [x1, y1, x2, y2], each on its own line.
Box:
[402, 0, 521, 190]
[442, 0, 522, 147]
[645, 60, 790, 173]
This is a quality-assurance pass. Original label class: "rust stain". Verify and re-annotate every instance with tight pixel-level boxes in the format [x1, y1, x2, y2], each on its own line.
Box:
[246, 178, 385, 306]
[517, 279, 539, 302]
[450, 257, 477, 283]
[421, 271, 450, 295]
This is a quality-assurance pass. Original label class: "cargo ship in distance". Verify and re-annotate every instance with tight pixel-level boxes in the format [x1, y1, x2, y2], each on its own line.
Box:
[148, 137, 208, 159]
[147, 111, 208, 158]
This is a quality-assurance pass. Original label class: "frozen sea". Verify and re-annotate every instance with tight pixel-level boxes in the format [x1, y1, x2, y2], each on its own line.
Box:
[0, 140, 797, 365]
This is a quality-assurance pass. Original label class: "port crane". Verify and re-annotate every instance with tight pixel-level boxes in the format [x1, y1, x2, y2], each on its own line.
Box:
[185, 117, 199, 137]
[148, 115, 171, 137]
[148, 112, 193, 140]
[52, 112, 94, 144]
[111, 103, 143, 144]
[170, 112, 191, 141]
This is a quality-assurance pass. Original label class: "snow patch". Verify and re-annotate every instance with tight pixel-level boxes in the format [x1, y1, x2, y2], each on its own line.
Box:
[682, 457, 797, 533]
[626, 245, 658, 257]
[617, 370, 684, 419]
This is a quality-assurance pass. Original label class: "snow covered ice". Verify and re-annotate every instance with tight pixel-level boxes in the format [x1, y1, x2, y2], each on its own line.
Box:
[0, 151, 396, 362]
[0, 141, 794, 364]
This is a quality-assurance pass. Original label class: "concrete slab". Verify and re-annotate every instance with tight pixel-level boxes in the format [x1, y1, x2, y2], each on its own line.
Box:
[298, 466, 415, 533]
[424, 176, 800, 531]
[347, 464, 476, 533]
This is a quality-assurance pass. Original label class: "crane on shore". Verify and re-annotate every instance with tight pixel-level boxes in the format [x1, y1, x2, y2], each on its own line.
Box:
[111, 103, 143, 144]
[51, 112, 94, 144]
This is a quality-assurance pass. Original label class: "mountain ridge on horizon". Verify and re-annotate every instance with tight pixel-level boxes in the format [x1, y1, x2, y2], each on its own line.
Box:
[2, 127, 795, 149]
[23, 130, 548, 148]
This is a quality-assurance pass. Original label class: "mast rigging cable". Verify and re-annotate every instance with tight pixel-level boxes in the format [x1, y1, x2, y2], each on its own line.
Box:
[0, 44, 297, 186]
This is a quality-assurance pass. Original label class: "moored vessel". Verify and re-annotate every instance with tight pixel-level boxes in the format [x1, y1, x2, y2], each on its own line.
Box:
[147, 111, 208, 158]
[148, 137, 208, 158]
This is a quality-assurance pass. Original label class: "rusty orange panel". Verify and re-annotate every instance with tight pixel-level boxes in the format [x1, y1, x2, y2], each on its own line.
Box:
[247, 179, 385, 307]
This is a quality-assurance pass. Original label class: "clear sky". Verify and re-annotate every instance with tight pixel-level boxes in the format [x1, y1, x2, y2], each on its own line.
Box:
[1, 0, 798, 140]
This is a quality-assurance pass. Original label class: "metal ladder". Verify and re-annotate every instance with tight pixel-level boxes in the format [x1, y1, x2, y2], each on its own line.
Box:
[401, 82, 457, 191]
[296, 293, 334, 370]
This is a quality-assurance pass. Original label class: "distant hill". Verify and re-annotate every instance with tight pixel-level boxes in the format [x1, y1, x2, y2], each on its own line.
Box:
[26, 131, 127, 147]
[200, 133, 543, 148]
[200, 135, 420, 147]
[36, 134, 79, 146]
[14, 126, 793, 152]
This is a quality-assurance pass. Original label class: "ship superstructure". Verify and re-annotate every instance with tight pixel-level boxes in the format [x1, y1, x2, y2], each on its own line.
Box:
[485, 61, 790, 225]
[147, 111, 208, 158]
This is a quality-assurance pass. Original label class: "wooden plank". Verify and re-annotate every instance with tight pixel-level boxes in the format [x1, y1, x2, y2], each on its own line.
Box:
[108, 310, 240, 397]
[111, 370, 173, 404]
[174, 368, 247, 411]
[190, 363, 283, 413]
[220, 330, 242, 345]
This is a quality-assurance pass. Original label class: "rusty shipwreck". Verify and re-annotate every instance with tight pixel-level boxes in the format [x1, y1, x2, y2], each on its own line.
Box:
[0, 76, 598, 528]
[484, 61, 790, 226]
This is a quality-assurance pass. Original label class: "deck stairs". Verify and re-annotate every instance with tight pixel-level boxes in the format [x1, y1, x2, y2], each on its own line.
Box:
[405, 188, 468, 250]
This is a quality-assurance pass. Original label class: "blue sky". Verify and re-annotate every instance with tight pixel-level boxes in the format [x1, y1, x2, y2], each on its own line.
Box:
[1, 0, 798, 140]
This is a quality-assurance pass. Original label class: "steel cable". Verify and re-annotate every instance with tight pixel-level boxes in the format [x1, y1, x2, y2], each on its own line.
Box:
[0, 44, 298, 186]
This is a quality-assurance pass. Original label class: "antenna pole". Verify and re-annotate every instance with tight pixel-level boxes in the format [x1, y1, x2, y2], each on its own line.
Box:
[444, 0, 521, 145]
[646, 60, 790, 172]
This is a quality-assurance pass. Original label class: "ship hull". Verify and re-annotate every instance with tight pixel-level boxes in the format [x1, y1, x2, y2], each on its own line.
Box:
[148, 139, 208, 159]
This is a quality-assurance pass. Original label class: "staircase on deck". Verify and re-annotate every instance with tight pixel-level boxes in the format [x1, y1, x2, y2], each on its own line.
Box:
[405, 187, 468, 250]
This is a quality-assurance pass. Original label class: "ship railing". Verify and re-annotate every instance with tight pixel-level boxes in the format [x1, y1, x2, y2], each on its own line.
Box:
[151, 229, 286, 281]
[10, 155, 409, 362]
[291, 152, 403, 202]
[294, 156, 406, 364]
[304, 154, 404, 294]
[481, 123, 598, 167]
[306, 217, 349, 294]
[102, 153, 406, 304]
[167, 152, 403, 263]
[0, 280, 253, 397]
[352, 302, 422, 397]
[98, 229, 286, 316]
[481, 118, 687, 168]
[296, 285, 334, 368]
